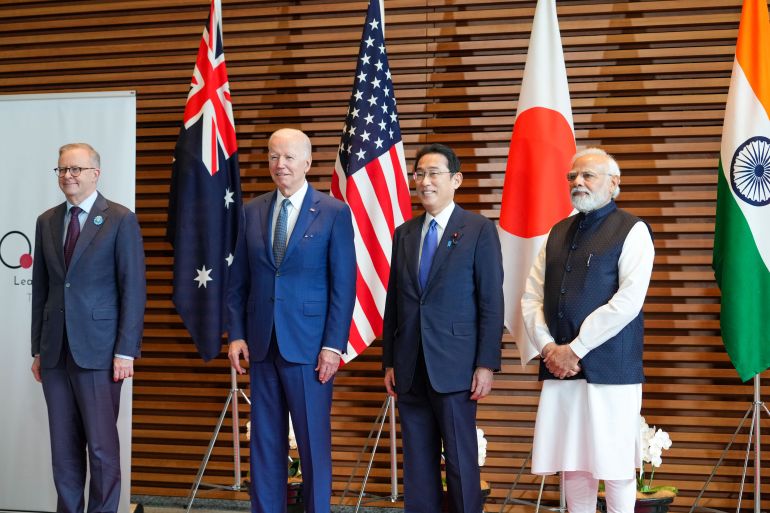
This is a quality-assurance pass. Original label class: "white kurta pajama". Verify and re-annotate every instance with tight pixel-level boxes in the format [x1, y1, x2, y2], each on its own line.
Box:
[521, 222, 655, 480]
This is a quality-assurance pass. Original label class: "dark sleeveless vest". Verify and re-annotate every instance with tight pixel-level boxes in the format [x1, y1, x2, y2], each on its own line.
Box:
[539, 200, 648, 385]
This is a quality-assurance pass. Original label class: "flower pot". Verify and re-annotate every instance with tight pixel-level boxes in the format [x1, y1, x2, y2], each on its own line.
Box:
[597, 494, 674, 513]
[287, 478, 303, 513]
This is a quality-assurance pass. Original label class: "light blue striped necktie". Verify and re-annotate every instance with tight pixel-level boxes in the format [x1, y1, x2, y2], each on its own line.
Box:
[273, 198, 290, 266]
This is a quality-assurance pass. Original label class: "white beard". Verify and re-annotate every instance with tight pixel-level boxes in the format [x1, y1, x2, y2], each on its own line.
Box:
[571, 187, 610, 213]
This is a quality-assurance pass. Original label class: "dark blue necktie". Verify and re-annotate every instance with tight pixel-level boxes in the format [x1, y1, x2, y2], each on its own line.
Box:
[273, 199, 290, 266]
[419, 219, 438, 290]
[63, 206, 82, 269]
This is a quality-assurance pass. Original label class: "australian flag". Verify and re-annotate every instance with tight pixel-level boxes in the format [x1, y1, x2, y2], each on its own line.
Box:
[167, 0, 241, 361]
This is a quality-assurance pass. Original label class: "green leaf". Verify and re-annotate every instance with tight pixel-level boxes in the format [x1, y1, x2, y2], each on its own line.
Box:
[639, 485, 678, 495]
[288, 459, 301, 477]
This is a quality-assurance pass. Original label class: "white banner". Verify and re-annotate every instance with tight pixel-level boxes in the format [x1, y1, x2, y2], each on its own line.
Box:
[0, 91, 136, 513]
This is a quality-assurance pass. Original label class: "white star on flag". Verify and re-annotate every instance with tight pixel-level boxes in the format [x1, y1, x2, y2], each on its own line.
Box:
[224, 188, 234, 208]
[225, 253, 234, 266]
[194, 265, 213, 288]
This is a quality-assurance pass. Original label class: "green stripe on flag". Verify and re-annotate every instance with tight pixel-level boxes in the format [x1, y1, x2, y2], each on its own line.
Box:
[713, 161, 770, 381]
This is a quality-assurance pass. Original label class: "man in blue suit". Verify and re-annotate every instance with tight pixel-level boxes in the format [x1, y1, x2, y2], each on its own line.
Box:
[382, 143, 504, 513]
[30, 142, 146, 513]
[227, 128, 357, 513]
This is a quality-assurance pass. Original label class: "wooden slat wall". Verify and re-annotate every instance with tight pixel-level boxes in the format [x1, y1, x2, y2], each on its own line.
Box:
[2, 0, 764, 510]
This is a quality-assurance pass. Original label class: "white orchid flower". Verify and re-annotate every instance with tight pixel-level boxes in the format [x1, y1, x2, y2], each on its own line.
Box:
[288, 415, 298, 450]
[477, 428, 487, 467]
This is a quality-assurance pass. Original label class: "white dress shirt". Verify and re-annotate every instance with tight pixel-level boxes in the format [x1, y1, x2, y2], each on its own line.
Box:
[270, 180, 308, 247]
[419, 202, 455, 266]
[63, 190, 98, 239]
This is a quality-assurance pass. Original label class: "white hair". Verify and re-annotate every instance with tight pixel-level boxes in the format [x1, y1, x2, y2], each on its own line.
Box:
[571, 147, 621, 199]
[571, 147, 620, 176]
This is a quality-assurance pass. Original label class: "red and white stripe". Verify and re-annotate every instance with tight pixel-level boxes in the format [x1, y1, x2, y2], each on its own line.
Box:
[332, 142, 411, 362]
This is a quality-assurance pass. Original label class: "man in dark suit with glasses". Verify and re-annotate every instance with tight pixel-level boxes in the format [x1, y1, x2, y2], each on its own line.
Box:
[382, 143, 504, 513]
[31, 142, 146, 513]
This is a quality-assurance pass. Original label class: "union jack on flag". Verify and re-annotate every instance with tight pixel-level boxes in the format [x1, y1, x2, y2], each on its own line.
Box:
[167, 0, 242, 361]
[332, 0, 411, 363]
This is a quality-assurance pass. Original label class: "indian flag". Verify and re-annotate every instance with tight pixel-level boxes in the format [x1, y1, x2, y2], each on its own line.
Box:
[713, 0, 770, 381]
[498, 0, 575, 365]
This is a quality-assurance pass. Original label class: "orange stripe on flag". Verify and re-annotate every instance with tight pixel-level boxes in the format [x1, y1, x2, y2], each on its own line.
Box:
[736, 0, 770, 119]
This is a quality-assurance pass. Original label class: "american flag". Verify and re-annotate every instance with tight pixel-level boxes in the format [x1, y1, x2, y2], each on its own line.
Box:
[332, 0, 411, 363]
[167, 0, 242, 361]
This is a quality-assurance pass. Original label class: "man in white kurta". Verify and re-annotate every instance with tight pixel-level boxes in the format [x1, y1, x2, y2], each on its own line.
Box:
[521, 148, 654, 513]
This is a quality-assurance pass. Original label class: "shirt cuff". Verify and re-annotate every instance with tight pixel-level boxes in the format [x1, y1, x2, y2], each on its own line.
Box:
[114, 354, 134, 360]
[569, 338, 590, 359]
[321, 346, 342, 356]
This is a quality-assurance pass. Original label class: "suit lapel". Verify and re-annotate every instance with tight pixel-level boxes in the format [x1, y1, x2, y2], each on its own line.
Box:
[68, 193, 108, 273]
[283, 185, 320, 263]
[423, 206, 466, 294]
[48, 203, 67, 274]
[404, 214, 425, 292]
[262, 191, 278, 267]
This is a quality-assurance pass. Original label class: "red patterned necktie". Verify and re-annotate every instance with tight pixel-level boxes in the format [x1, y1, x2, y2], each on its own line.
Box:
[64, 206, 82, 269]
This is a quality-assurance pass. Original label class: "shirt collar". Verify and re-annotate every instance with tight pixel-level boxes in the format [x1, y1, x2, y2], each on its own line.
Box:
[276, 180, 309, 211]
[425, 202, 455, 230]
[67, 190, 98, 215]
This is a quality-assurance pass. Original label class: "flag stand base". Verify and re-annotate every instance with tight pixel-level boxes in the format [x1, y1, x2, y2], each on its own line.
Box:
[689, 374, 768, 513]
[185, 367, 251, 513]
[339, 395, 401, 511]
[499, 450, 566, 513]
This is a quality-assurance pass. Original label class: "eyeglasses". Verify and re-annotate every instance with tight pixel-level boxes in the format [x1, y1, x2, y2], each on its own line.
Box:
[413, 170, 452, 181]
[566, 170, 608, 183]
[53, 167, 97, 177]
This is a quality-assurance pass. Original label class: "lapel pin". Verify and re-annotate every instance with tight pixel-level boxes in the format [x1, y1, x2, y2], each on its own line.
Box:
[309, 207, 317, 213]
[93, 215, 104, 226]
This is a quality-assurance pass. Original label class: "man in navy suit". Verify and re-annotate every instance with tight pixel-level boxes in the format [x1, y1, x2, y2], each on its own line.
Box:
[30, 142, 146, 513]
[227, 128, 356, 513]
[382, 143, 504, 513]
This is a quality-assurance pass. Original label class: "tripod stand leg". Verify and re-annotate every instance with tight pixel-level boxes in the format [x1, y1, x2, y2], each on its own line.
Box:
[229, 369, 243, 490]
[339, 396, 390, 505]
[185, 391, 234, 513]
[500, 447, 532, 512]
[689, 404, 752, 513]
[735, 404, 757, 513]
[500, 450, 565, 513]
[753, 377, 762, 513]
[535, 474, 546, 513]
[355, 397, 391, 512]
[389, 397, 398, 502]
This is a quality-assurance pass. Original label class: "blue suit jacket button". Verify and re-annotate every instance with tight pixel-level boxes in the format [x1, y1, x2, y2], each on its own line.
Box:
[566, 265, 572, 272]
[65, 282, 71, 288]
